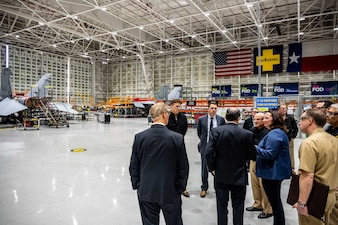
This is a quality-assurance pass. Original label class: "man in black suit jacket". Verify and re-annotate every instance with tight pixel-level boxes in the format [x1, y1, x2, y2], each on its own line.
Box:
[166, 99, 190, 197]
[129, 102, 189, 225]
[205, 108, 256, 225]
[197, 101, 226, 198]
[242, 108, 258, 130]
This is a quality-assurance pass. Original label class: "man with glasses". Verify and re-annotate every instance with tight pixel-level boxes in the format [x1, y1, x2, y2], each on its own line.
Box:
[326, 104, 338, 137]
[166, 99, 190, 197]
[246, 112, 273, 219]
[325, 103, 338, 225]
[293, 109, 338, 225]
[129, 102, 189, 225]
[317, 100, 332, 130]
[197, 101, 226, 198]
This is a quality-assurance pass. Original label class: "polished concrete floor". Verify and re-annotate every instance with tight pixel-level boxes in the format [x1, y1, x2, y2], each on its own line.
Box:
[0, 116, 301, 225]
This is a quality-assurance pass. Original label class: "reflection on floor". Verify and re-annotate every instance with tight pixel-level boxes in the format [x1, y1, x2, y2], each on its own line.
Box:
[0, 118, 300, 225]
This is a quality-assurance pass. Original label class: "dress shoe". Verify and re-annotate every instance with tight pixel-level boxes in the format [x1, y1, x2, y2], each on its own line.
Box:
[245, 206, 263, 212]
[200, 190, 207, 198]
[182, 190, 190, 197]
[258, 212, 273, 219]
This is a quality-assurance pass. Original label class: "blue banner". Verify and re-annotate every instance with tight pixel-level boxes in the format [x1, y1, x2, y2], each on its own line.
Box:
[211, 85, 231, 98]
[256, 97, 279, 109]
[273, 83, 299, 95]
[311, 81, 338, 95]
[286, 43, 302, 72]
[254, 45, 283, 74]
[240, 84, 259, 97]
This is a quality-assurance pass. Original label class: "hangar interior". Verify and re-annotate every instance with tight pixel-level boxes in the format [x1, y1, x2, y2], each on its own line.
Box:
[0, 0, 337, 107]
[0, 1, 337, 225]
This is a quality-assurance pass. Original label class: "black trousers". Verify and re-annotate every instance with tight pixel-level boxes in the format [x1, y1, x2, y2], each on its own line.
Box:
[262, 179, 285, 225]
[201, 153, 209, 191]
[214, 182, 246, 225]
[138, 195, 183, 225]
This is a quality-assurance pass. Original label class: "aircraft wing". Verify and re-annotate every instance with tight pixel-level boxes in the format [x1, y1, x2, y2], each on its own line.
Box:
[0, 97, 28, 116]
[53, 102, 79, 114]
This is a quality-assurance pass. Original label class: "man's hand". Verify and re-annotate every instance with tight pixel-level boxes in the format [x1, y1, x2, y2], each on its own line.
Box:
[211, 171, 215, 176]
[292, 202, 308, 216]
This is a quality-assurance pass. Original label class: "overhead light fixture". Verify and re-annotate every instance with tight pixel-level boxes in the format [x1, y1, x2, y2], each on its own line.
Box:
[101, 50, 105, 52]
[39, 22, 44, 25]
[222, 29, 227, 33]
[53, 44, 56, 48]
[71, 40, 75, 43]
[299, 17, 305, 21]
[122, 56, 126, 59]
[111, 32, 117, 35]
[15, 35, 20, 38]
[246, 3, 253, 8]
[102, 61, 108, 64]
[159, 51, 163, 54]
[181, 48, 186, 51]
[169, 20, 175, 24]
[263, 37, 268, 40]
[334, 27, 338, 31]
[232, 41, 237, 44]
[101, 7, 107, 11]
[191, 35, 196, 38]
[164, 39, 169, 43]
[73, 15, 78, 19]
[205, 45, 210, 48]
[299, 32, 304, 35]
[139, 26, 144, 30]
[204, 12, 210, 17]
[85, 37, 90, 40]
[140, 43, 145, 46]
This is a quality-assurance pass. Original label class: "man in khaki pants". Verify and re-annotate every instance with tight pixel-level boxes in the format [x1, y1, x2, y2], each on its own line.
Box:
[294, 109, 338, 225]
[246, 112, 273, 219]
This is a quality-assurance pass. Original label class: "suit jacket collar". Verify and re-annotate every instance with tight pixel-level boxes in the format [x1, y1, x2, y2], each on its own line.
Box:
[151, 123, 166, 128]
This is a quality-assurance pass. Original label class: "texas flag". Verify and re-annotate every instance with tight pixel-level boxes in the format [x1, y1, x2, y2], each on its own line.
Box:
[286, 43, 302, 72]
[287, 40, 338, 72]
[302, 40, 338, 72]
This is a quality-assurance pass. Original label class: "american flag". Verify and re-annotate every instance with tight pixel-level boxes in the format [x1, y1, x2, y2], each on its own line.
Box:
[214, 49, 252, 76]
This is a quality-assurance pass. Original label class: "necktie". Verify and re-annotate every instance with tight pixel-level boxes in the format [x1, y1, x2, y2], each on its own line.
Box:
[210, 117, 214, 131]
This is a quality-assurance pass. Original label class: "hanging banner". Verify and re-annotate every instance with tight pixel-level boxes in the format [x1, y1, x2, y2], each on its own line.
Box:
[256, 97, 279, 110]
[311, 81, 338, 95]
[273, 83, 299, 95]
[254, 45, 283, 74]
[211, 85, 231, 98]
[240, 84, 259, 97]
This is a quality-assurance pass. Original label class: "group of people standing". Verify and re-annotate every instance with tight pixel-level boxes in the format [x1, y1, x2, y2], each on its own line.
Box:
[129, 99, 338, 225]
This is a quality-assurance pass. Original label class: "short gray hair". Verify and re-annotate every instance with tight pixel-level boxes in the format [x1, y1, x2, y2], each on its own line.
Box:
[329, 103, 338, 110]
[149, 102, 168, 120]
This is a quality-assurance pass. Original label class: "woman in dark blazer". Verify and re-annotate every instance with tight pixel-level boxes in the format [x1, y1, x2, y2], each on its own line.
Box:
[256, 110, 292, 225]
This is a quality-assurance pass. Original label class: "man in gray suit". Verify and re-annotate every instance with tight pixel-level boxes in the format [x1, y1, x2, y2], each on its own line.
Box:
[197, 101, 226, 198]
[205, 108, 256, 225]
[129, 102, 189, 225]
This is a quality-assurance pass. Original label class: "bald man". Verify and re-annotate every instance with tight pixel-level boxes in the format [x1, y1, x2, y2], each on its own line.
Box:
[246, 112, 273, 219]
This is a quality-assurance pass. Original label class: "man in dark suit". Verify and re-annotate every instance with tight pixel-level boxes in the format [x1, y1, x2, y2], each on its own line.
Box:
[129, 102, 189, 225]
[197, 101, 226, 198]
[205, 108, 256, 225]
[278, 104, 298, 170]
[242, 108, 258, 130]
[166, 99, 190, 198]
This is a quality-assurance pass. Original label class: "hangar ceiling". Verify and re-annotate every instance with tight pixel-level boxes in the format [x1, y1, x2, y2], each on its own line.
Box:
[0, 0, 337, 62]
